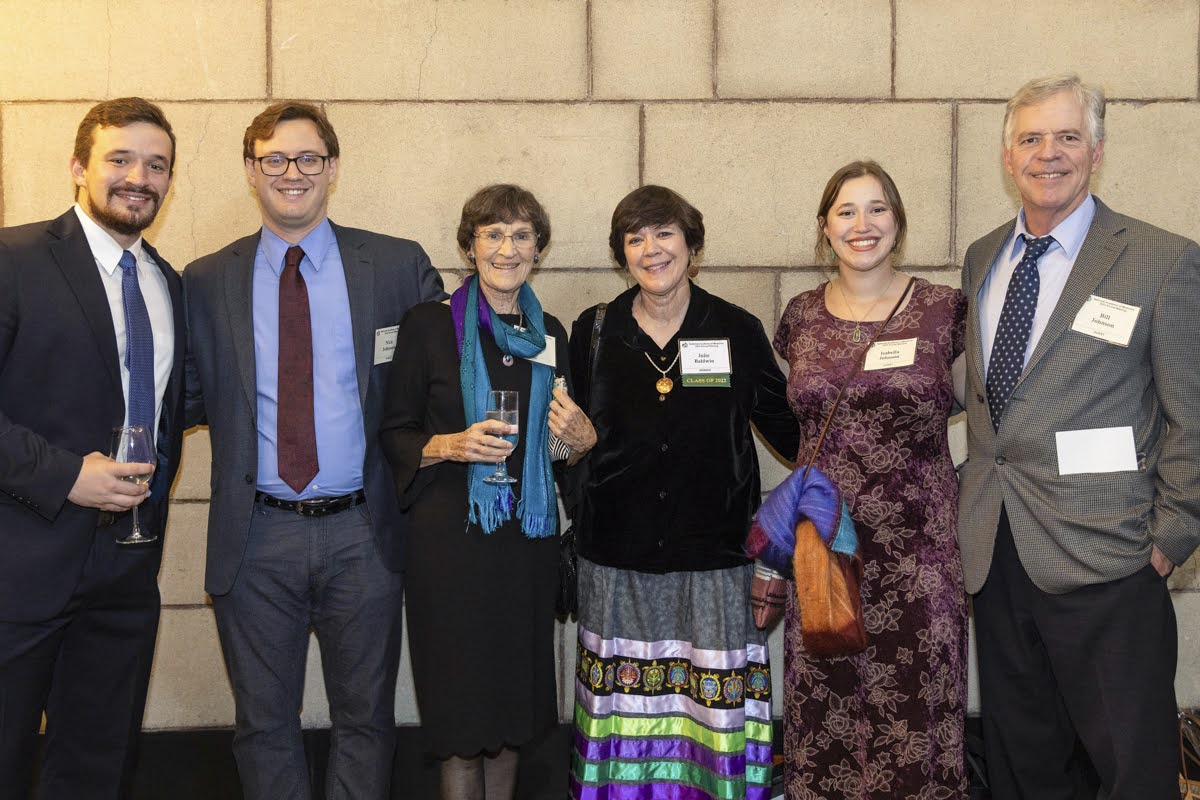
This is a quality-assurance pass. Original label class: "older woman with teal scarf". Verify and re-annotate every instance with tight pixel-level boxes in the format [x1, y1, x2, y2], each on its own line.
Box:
[381, 184, 595, 800]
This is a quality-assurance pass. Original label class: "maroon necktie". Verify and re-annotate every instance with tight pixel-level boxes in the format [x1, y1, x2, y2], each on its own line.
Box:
[277, 245, 318, 492]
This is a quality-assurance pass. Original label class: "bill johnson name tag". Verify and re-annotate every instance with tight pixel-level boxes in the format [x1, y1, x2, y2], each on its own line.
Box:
[1070, 295, 1140, 347]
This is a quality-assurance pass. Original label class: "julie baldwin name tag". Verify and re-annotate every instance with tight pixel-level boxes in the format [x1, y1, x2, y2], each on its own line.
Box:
[863, 338, 918, 371]
[679, 338, 732, 387]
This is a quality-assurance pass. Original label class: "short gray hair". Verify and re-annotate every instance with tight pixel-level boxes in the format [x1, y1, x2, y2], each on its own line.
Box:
[1002, 74, 1106, 147]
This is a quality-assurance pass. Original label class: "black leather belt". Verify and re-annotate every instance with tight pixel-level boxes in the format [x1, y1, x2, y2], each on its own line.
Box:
[255, 489, 366, 517]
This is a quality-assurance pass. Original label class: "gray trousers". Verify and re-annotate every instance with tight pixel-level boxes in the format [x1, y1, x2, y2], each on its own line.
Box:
[212, 501, 404, 800]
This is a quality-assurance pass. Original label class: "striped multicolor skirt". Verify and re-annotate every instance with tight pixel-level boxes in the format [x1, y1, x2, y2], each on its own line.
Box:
[571, 558, 773, 800]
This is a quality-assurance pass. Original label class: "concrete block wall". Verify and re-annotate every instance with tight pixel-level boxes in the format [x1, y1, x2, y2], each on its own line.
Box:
[3, 0, 1200, 731]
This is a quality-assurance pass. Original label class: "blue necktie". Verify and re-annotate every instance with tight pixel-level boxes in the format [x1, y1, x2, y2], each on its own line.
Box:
[986, 234, 1053, 430]
[119, 250, 156, 432]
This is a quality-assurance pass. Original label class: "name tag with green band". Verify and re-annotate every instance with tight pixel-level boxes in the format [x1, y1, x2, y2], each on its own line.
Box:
[679, 338, 732, 387]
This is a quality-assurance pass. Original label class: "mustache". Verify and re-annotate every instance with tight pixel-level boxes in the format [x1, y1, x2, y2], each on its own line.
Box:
[108, 182, 161, 203]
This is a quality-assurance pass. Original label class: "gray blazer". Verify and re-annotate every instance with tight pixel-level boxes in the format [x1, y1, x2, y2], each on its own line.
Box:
[183, 222, 445, 596]
[959, 198, 1200, 594]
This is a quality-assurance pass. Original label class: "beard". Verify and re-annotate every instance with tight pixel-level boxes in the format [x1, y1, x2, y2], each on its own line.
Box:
[87, 182, 163, 237]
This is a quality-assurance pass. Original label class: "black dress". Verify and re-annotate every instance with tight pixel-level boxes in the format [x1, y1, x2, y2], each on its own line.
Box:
[381, 301, 568, 757]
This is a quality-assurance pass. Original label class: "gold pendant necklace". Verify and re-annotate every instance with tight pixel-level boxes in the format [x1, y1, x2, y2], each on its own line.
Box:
[644, 350, 681, 394]
[836, 272, 897, 343]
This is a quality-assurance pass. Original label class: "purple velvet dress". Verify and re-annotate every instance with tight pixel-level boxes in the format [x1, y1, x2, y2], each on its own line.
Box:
[774, 279, 968, 800]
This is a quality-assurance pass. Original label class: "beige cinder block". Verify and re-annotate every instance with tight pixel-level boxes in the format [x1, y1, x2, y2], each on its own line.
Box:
[143, 608, 235, 729]
[524, 268, 631, 332]
[1174, 592, 1200, 708]
[954, 102, 1021, 261]
[326, 103, 639, 270]
[2, 103, 93, 228]
[0, 0, 266, 101]
[153, 103, 270, 268]
[1170, 553, 1200, 592]
[160, 502, 211, 606]
[173, 428, 213, 502]
[896, 0, 1197, 99]
[716, 0, 891, 99]
[644, 103, 952, 267]
[273, 0, 586, 100]
[592, 0, 712, 100]
[1098, 103, 1200, 245]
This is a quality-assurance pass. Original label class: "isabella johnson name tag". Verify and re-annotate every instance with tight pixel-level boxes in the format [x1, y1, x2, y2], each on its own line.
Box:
[863, 338, 918, 371]
[679, 339, 732, 387]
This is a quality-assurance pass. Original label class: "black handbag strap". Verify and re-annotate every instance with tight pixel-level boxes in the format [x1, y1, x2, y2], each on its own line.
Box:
[583, 303, 607, 410]
[802, 277, 915, 478]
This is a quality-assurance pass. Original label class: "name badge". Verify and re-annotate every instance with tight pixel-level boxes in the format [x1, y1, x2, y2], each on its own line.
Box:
[679, 339, 732, 387]
[374, 325, 399, 365]
[523, 334, 557, 368]
[863, 338, 918, 371]
[1070, 295, 1140, 347]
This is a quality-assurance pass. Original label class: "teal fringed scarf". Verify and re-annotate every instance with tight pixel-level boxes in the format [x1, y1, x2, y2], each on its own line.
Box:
[452, 275, 557, 537]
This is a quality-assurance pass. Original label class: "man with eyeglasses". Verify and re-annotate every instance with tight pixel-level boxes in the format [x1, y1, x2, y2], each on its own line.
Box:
[183, 101, 445, 799]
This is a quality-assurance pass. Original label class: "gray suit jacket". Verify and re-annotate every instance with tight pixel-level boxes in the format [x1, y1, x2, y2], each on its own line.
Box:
[959, 198, 1200, 594]
[183, 222, 445, 596]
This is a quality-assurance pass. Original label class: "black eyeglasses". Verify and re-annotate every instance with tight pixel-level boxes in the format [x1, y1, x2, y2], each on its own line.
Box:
[252, 154, 330, 176]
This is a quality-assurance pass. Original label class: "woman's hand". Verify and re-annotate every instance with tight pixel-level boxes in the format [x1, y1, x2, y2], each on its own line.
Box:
[549, 388, 597, 465]
[420, 419, 516, 467]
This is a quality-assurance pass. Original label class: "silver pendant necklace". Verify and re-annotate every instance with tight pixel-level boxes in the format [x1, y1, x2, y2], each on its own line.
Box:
[501, 309, 525, 367]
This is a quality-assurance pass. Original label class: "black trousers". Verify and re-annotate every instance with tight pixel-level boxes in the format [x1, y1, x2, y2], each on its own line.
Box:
[973, 508, 1179, 800]
[0, 525, 160, 800]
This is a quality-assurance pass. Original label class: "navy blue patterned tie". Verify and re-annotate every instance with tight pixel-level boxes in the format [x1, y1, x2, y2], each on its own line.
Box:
[986, 234, 1053, 430]
[119, 249, 156, 432]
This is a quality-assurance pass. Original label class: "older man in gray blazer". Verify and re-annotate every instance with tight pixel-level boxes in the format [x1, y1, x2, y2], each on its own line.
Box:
[184, 102, 444, 800]
[960, 74, 1200, 799]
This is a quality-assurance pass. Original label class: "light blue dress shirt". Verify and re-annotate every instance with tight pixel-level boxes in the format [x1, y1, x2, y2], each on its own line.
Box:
[253, 221, 365, 499]
[979, 194, 1097, 379]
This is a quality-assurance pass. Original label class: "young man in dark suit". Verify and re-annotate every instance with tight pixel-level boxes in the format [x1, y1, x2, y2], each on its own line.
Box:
[0, 97, 185, 799]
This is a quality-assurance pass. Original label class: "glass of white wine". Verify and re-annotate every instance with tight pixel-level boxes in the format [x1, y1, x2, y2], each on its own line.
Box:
[483, 390, 519, 485]
[109, 425, 157, 545]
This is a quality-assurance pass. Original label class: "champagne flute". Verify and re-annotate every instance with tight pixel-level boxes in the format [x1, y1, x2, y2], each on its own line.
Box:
[109, 425, 158, 545]
[483, 390, 520, 485]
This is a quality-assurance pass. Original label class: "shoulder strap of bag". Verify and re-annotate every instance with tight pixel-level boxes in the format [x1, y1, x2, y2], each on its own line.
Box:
[803, 277, 915, 477]
[583, 303, 607, 411]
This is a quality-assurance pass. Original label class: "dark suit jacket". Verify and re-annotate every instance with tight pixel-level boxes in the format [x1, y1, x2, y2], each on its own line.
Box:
[183, 222, 445, 596]
[959, 198, 1200, 594]
[0, 209, 185, 622]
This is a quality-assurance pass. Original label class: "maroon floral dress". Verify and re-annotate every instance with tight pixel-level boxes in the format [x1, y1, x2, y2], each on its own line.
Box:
[773, 279, 967, 800]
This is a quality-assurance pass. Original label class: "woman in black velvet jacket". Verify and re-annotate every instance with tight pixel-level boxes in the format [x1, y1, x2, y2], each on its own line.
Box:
[566, 185, 799, 800]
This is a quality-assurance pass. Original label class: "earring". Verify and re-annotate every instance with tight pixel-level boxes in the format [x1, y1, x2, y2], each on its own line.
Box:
[467, 252, 475, 262]
[533, 254, 540, 263]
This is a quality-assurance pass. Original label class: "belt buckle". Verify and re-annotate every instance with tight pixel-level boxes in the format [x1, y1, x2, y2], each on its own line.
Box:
[296, 499, 326, 517]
